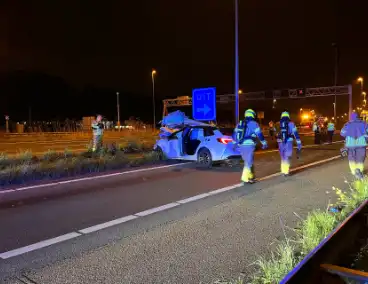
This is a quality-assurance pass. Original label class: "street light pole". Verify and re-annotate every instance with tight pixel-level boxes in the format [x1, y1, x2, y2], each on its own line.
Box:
[357, 77, 365, 107]
[234, 0, 239, 125]
[116, 92, 120, 130]
[152, 69, 157, 129]
[332, 43, 338, 122]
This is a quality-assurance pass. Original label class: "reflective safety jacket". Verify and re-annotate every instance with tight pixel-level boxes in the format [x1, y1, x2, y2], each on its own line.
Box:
[92, 120, 104, 136]
[233, 119, 267, 147]
[327, 122, 335, 131]
[277, 119, 301, 144]
[341, 119, 368, 148]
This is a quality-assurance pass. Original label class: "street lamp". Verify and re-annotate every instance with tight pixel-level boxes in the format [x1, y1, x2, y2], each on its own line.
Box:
[151, 69, 157, 129]
[234, 0, 239, 124]
[238, 89, 243, 94]
[357, 77, 365, 105]
[363, 91, 367, 107]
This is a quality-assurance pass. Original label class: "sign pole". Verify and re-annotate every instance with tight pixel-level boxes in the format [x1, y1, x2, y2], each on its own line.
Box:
[234, 0, 239, 125]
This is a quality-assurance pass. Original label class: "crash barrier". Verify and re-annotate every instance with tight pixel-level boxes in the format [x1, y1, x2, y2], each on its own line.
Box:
[281, 200, 368, 284]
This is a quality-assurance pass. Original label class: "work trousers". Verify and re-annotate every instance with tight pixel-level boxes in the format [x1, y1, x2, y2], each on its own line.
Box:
[314, 132, 321, 144]
[239, 145, 256, 182]
[92, 135, 103, 152]
[278, 141, 293, 174]
[347, 147, 366, 176]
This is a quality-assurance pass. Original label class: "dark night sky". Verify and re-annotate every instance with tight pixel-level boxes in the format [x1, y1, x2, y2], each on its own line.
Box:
[0, 0, 367, 122]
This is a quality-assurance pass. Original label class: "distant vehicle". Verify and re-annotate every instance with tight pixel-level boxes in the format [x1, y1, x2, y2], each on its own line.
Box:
[154, 113, 241, 167]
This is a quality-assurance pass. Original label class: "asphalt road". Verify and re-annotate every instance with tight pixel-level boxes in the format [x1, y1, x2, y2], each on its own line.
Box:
[1, 143, 350, 284]
[0, 141, 342, 253]
[0, 133, 319, 156]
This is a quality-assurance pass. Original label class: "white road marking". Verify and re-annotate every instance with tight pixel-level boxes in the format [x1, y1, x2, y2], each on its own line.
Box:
[134, 203, 179, 217]
[0, 232, 81, 259]
[0, 162, 192, 194]
[176, 193, 211, 204]
[257, 140, 343, 155]
[0, 151, 345, 260]
[290, 155, 340, 172]
[207, 184, 243, 195]
[78, 215, 138, 234]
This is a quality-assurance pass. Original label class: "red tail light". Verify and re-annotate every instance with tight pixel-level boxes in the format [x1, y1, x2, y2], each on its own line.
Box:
[217, 137, 232, 144]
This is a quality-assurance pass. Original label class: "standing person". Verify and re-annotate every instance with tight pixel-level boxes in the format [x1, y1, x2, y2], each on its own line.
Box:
[91, 114, 104, 152]
[340, 112, 368, 179]
[233, 109, 268, 184]
[277, 111, 302, 176]
[327, 121, 335, 144]
[313, 120, 321, 144]
[268, 120, 276, 140]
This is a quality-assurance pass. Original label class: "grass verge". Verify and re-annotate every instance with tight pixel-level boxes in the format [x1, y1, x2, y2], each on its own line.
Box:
[0, 141, 165, 188]
[219, 178, 368, 284]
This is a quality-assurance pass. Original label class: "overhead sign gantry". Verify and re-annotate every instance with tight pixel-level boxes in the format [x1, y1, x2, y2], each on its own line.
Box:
[163, 85, 352, 119]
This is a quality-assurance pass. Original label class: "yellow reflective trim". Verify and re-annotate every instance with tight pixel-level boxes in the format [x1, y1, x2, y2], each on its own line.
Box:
[349, 161, 356, 175]
[241, 167, 253, 182]
[281, 161, 290, 174]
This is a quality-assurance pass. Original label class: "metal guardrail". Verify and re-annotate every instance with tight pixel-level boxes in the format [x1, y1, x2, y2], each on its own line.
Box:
[281, 200, 368, 284]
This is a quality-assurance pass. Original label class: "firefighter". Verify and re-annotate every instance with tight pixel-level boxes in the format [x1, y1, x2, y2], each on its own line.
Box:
[233, 109, 268, 184]
[91, 114, 104, 152]
[313, 120, 321, 144]
[277, 111, 302, 176]
[327, 121, 335, 144]
[340, 112, 368, 179]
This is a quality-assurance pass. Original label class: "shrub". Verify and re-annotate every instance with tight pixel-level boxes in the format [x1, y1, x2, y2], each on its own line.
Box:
[297, 210, 336, 257]
[253, 241, 298, 284]
[0, 152, 10, 169]
[17, 150, 33, 164]
[43, 150, 59, 162]
[332, 179, 368, 219]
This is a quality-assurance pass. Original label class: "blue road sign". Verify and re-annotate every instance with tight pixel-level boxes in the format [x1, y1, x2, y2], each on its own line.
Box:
[192, 87, 216, 121]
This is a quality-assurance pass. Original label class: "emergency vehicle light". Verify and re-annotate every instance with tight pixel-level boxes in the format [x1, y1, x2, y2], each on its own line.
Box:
[217, 138, 232, 144]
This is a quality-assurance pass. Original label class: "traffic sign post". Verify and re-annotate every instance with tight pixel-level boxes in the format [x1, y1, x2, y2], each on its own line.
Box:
[192, 87, 216, 121]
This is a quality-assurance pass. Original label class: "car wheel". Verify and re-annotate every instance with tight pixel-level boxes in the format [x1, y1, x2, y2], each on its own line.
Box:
[197, 148, 212, 168]
[154, 146, 164, 160]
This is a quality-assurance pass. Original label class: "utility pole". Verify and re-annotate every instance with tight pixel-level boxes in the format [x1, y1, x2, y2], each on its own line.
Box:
[234, 0, 239, 125]
[116, 92, 120, 131]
